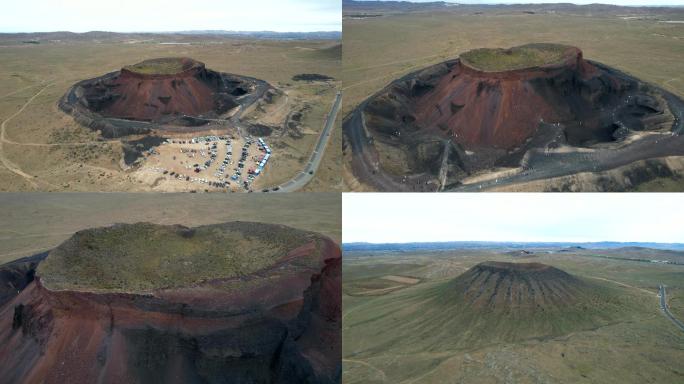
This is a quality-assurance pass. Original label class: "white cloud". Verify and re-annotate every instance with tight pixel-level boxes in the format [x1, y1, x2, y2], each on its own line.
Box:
[405, 0, 683, 5]
[1, 0, 341, 33]
[343, 193, 684, 243]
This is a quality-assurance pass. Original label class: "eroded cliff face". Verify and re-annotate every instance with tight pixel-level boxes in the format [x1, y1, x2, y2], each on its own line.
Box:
[0, 252, 46, 308]
[0, 224, 341, 384]
[362, 44, 671, 177]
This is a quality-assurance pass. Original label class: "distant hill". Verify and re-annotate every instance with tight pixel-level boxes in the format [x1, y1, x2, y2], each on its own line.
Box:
[316, 43, 342, 59]
[0, 30, 341, 44]
[343, 0, 684, 18]
[343, 0, 450, 12]
[174, 30, 341, 40]
[343, 241, 684, 252]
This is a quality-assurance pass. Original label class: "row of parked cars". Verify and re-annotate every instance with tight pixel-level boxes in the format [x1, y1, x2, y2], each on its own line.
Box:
[230, 138, 254, 188]
[153, 135, 272, 191]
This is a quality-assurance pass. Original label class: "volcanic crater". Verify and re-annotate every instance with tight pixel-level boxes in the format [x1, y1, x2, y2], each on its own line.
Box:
[417, 261, 632, 346]
[346, 260, 633, 353]
[448, 261, 588, 312]
[0, 222, 341, 384]
[60, 57, 274, 138]
[345, 43, 684, 191]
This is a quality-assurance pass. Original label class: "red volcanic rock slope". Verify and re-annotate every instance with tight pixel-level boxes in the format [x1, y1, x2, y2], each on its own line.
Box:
[412, 45, 603, 149]
[82, 57, 240, 123]
[0, 223, 341, 384]
[103, 69, 216, 121]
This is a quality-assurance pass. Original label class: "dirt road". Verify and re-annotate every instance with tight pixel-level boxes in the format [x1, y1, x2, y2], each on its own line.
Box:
[0, 83, 55, 188]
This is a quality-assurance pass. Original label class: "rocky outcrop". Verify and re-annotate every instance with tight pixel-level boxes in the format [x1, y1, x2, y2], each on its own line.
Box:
[0, 222, 341, 384]
[0, 252, 47, 308]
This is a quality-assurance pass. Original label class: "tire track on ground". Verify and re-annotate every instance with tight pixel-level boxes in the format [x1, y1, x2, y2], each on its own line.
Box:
[0, 82, 45, 100]
[343, 358, 387, 382]
[585, 275, 656, 296]
[0, 83, 56, 188]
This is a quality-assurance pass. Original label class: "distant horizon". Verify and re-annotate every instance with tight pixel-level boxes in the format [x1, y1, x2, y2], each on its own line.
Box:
[353, 0, 684, 6]
[343, 240, 684, 245]
[343, 194, 684, 244]
[0, 30, 342, 35]
[0, 0, 341, 33]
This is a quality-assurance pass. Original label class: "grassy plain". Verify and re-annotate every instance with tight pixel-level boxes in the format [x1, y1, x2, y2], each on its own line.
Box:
[342, 7, 684, 190]
[343, 248, 684, 383]
[0, 192, 341, 264]
[0, 37, 341, 191]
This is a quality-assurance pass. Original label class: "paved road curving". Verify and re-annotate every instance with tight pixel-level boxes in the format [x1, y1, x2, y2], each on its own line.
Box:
[659, 285, 684, 333]
[269, 91, 342, 192]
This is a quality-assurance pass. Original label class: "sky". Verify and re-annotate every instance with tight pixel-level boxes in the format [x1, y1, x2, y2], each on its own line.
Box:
[386, 0, 684, 5]
[0, 0, 341, 33]
[343, 193, 684, 244]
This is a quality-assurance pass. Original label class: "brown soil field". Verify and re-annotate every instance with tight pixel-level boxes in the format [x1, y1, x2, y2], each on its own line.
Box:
[381, 275, 420, 285]
[134, 135, 273, 192]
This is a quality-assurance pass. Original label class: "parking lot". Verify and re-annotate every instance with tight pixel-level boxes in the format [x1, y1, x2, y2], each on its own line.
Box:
[141, 135, 272, 191]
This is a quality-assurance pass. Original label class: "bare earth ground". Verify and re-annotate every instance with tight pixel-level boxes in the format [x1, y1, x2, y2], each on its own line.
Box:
[0, 37, 341, 191]
[136, 135, 267, 192]
[342, 7, 684, 190]
[343, 248, 684, 383]
[0, 192, 341, 264]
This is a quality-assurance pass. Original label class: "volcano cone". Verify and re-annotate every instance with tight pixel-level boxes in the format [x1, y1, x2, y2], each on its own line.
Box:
[0, 222, 341, 384]
[345, 43, 683, 191]
[343, 261, 636, 352]
[60, 57, 272, 138]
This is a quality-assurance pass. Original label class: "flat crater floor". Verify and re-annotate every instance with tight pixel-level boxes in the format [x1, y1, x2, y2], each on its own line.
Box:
[123, 57, 197, 75]
[460, 43, 573, 72]
[37, 222, 314, 293]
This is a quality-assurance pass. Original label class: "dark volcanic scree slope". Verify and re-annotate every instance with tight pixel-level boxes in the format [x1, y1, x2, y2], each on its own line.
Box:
[0, 222, 341, 384]
[345, 43, 684, 191]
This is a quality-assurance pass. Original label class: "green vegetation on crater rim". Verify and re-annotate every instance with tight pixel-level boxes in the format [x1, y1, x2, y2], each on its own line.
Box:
[123, 57, 197, 75]
[460, 43, 574, 72]
[37, 222, 316, 293]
